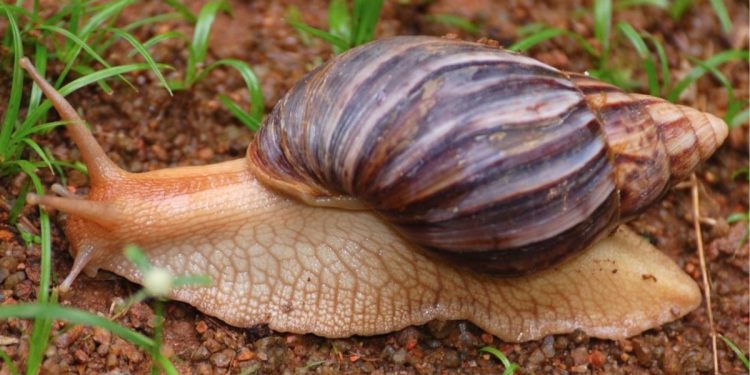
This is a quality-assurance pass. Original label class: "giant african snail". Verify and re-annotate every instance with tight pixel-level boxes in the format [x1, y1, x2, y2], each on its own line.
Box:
[22, 36, 725, 341]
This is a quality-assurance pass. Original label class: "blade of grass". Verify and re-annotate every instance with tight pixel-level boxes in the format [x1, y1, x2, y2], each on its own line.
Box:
[328, 0, 351, 54]
[351, 0, 383, 46]
[616, 0, 668, 10]
[288, 20, 349, 51]
[27, 45, 48, 116]
[0, 350, 18, 375]
[286, 6, 312, 45]
[642, 33, 670, 95]
[78, 0, 135, 38]
[186, 0, 230, 85]
[669, 0, 693, 20]
[617, 22, 660, 95]
[509, 27, 565, 52]
[218, 95, 261, 131]
[164, 0, 196, 23]
[0, 5, 23, 161]
[14, 161, 53, 375]
[509, 27, 597, 57]
[479, 346, 519, 375]
[729, 107, 749, 129]
[0, 304, 173, 363]
[425, 14, 481, 35]
[22, 63, 169, 129]
[594, 0, 613, 61]
[667, 49, 749, 102]
[20, 139, 55, 174]
[708, 0, 732, 34]
[720, 336, 750, 370]
[106, 28, 173, 95]
[202, 59, 264, 124]
[135, 31, 186, 53]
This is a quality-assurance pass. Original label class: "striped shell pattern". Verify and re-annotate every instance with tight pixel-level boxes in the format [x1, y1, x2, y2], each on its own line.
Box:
[247, 36, 726, 275]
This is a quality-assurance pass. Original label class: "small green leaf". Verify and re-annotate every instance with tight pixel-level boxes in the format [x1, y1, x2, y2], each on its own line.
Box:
[425, 14, 481, 35]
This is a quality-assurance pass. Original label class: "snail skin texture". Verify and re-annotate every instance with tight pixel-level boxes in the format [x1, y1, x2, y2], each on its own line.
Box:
[21, 36, 727, 342]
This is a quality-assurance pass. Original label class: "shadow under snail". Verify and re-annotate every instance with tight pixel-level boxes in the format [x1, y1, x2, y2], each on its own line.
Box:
[21, 36, 726, 342]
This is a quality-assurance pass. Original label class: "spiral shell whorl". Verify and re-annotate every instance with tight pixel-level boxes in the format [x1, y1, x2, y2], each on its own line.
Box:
[249, 36, 621, 275]
[571, 75, 728, 217]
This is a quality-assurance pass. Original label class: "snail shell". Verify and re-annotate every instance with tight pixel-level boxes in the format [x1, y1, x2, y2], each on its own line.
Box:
[248, 36, 727, 275]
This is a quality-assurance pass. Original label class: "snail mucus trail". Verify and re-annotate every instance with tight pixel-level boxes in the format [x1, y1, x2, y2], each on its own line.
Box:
[22, 36, 725, 342]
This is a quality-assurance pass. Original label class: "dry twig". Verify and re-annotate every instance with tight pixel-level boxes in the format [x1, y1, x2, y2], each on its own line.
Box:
[691, 173, 719, 375]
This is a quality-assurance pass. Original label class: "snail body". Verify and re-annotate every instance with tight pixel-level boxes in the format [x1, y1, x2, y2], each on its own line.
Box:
[21, 36, 724, 341]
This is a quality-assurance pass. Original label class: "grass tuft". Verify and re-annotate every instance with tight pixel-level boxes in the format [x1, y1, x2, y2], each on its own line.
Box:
[288, 0, 384, 54]
[479, 346, 519, 375]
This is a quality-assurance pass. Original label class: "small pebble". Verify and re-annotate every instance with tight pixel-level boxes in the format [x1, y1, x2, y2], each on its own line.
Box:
[204, 338, 222, 353]
[589, 350, 606, 368]
[195, 361, 213, 375]
[571, 346, 589, 365]
[73, 349, 89, 363]
[541, 335, 555, 358]
[427, 320, 456, 339]
[391, 348, 407, 364]
[569, 329, 589, 345]
[236, 347, 254, 361]
[528, 348, 545, 365]
[191, 345, 211, 361]
[440, 348, 461, 368]
[93, 327, 111, 345]
[195, 320, 208, 334]
[3, 271, 25, 290]
[209, 349, 234, 368]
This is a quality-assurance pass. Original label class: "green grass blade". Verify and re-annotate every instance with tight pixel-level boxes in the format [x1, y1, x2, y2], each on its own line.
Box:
[0, 303, 158, 349]
[720, 335, 750, 370]
[286, 6, 312, 45]
[124, 12, 183, 31]
[509, 25, 598, 57]
[667, 49, 749, 102]
[288, 20, 349, 51]
[642, 33, 670, 95]
[22, 63, 168, 129]
[616, 0, 668, 10]
[729, 107, 749, 129]
[617, 22, 659, 95]
[186, 0, 230, 85]
[14, 161, 54, 375]
[106, 28, 173, 95]
[479, 346, 519, 375]
[78, 0, 135, 38]
[0, 5, 23, 161]
[352, 0, 383, 46]
[203, 59, 265, 124]
[136, 31, 186, 53]
[27, 45, 48, 116]
[21, 139, 55, 174]
[509, 27, 565, 52]
[669, 0, 693, 20]
[36, 24, 115, 70]
[328, 0, 351, 54]
[594, 0, 613, 59]
[0, 350, 18, 375]
[13, 121, 70, 142]
[124, 245, 152, 272]
[164, 0, 196, 23]
[425, 14, 481, 35]
[218, 95, 261, 131]
[708, 0, 732, 34]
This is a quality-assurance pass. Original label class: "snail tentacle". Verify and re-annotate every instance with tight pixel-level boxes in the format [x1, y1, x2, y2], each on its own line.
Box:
[20, 58, 126, 185]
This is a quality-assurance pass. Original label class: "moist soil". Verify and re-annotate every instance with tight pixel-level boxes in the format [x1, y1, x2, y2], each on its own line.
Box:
[0, 0, 748, 374]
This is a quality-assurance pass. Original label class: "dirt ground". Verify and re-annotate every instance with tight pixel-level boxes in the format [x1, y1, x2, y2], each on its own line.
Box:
[0, 0, 748, 373]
